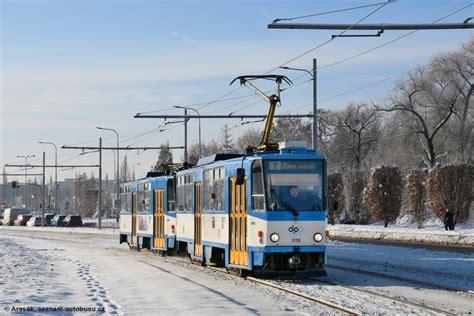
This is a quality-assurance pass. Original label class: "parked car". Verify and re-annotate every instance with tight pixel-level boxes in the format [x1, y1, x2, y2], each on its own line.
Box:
[2, 208, 24, 226]
[62, 215, 83, 227]
[51, 214, 67, 227]
[14, 214, 33, 226]
[44, 213, 55, 226]
[26, 216, 42, 227]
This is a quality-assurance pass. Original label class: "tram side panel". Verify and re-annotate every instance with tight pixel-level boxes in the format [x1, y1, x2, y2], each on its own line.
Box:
[136, 180, 153, 249]
[119, 183, 135, 245]
[175, 171, 197, 255]
[201, 164, 229, 266]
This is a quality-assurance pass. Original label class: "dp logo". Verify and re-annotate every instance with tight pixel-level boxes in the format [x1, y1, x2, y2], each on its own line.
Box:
[288, 225, 300, 234]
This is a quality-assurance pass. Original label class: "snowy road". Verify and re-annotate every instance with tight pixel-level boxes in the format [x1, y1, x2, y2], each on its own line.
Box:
[0, 227, 473, 315]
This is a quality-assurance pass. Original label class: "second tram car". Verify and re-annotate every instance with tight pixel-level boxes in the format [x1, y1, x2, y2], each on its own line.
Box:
[120, 142, 327, 275]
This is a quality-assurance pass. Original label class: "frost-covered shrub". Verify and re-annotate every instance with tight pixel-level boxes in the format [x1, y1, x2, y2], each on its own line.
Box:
[363, 166, 402, 227]
[405, 169, 429, 228]
[343, 169, 370, 224]
[426, 164, 473, 228]
[328, 172, 344, 225]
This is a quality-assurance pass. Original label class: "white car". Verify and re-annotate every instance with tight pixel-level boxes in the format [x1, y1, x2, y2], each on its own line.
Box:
[26, 216, 42, 227]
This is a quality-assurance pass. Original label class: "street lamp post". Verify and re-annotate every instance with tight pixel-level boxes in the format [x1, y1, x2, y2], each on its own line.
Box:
[17, 154, 35, 211]
[38, 141, 58, 212]
[96, 127, 120, 216]
[132, 162, 141, 180]
[174, 106, 201, 159]
[280, 58, 318, 151]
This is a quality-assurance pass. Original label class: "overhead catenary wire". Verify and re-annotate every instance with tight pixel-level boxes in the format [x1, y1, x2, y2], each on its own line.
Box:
[198, 1, 393, 117]
[138, 1, 393, 117]
[272, 1, 391, 23]
[319, 2, 474, 70]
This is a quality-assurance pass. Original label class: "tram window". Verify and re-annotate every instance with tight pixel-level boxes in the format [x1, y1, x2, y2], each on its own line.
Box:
[204, 167, 224, 211]
[167, 178, 176, 212]
[120, 186, 131, 213]
[137, 183, 151, 213]
[252, 160, 265, 211]
[177, 174, 193, 212]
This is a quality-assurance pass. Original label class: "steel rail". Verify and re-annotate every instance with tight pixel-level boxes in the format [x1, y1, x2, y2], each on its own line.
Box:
[307, 276, 456, 315]
[326, 264, 474, 295]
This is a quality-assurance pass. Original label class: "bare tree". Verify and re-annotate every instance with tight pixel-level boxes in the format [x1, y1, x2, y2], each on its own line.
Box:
[329, 103, 379, 170]
[188, 140, 221, 165]
[152, 143, 174, 172]
[220, 124, 235, 153]
[120, 156, 131, 182]
[328, 172, 344, 224]
[376, 65, 461, 167]
[432, 38, 474, 163]
[236, 127, 261, 151]
[271, 117, 312, 146]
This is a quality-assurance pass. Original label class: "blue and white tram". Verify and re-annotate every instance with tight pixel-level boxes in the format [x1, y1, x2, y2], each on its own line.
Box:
[119, 175, 177, 253]
[120, 144, 327, 275]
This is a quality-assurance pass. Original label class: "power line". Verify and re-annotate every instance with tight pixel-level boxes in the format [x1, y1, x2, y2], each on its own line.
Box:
[272, 1, 390, 22]
[320, 2, 474, 70]
[136, 1, 392, 117]
[268, 1, 392, 71]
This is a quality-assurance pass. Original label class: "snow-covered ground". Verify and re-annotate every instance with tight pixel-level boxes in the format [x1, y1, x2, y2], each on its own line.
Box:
[0, 228, 334, 315]
[1, 226, 472, 314]
[329, 221, 474, 247]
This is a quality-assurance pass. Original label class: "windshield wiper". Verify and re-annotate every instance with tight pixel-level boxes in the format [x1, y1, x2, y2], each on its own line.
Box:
[270, 189, 299, 217]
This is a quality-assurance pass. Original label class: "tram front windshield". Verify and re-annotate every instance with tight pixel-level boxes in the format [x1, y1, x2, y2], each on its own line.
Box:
[264, 160, 323, 211]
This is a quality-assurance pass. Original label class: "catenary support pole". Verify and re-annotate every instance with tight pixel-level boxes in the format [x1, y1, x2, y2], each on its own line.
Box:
[312, 58, 318, 152]
[42, 152, 45, 227]
[98, 137, 102, 230]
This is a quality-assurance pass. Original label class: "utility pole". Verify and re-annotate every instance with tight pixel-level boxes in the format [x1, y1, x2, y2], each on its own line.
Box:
[175, 106, 202, 159]
[96, 127, 120, 218]
[16, 154, 35, 210]
[312, 58, 317, 152]
[98, 138, 102, 229]
[42, 152, 45, 227]
[280, 59, 318, 151]
[38, 141, 58, 212]
[184, 108, 188, 162]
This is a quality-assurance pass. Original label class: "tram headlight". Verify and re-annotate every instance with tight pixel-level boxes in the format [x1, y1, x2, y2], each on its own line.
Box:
[313, 233, 323, 242]
[270, 233, 280, 243]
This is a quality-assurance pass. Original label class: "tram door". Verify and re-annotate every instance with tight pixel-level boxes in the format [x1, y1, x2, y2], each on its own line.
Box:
[131, 192, 137, 246]
[194, 182, 202, 257]
[154, 189, 165, 249]
[229, 177, 248, 266]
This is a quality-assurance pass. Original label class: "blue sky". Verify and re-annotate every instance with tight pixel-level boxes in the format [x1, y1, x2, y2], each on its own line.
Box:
[1, 0, 473, 181]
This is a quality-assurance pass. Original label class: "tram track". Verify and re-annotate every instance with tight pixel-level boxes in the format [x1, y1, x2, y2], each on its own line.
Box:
[2, 229, 468, 314]
[306, 276, 456, 315]
[326, 263, 474, 296]
[116, 247, 472, 314]
[137, 258, 360, 315]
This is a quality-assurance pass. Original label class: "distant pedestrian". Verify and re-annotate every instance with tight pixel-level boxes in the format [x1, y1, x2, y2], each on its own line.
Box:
[444, 210, 454, 231]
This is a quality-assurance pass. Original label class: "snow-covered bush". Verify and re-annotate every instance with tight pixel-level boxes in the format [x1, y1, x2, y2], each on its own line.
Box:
[328, 172, 344, 224]
[426, 164, 473, 228]
[405, 169, 429, 228]
[343, 169, 370, 224]
[363, 166, 402, 227]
